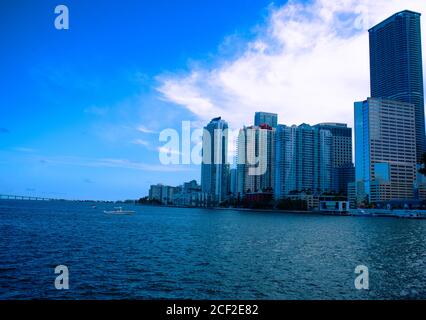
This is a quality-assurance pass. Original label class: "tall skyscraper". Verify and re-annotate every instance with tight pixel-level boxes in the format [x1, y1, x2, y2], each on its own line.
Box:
[237, 124, 275, 195]
[201, 117, 229, 203]
[254, 112, 278, 128]
[369, 10, 425, 161]
[274, 124, 333, 200]
[354, 98, 417, 203]
[229, 168, 238, 196]
[314, 123, 354, 195]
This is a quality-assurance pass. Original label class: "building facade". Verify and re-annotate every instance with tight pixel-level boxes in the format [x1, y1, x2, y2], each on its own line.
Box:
[274, 124, 333, 200]
[314, 123, 354, 195]
[149, 184, 163, 202]
[369, 10, 425, 161]
[254, 112, 278, 128]
[229, 168, 238, 197]
[149, 184, 175, 204]
[237, 125, 275, 196]
[201, 117, 229, 203]
[173, 180, 213, 207]
[354, 98, 417, 203]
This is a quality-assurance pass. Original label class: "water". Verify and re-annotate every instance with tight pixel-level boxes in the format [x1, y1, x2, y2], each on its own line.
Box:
[0, 200, 425, 300]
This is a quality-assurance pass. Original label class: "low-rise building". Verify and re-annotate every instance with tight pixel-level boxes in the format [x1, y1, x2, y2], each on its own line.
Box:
[173, 180, 213, 207]
[149, 184, 176, 205]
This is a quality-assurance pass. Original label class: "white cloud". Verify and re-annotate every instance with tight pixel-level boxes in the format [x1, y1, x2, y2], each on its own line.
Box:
[157, 146, 182, 156]
[14, 147, 37, 153]
[157, 0, 426, 131]
[131, 139, 150, 147]
[137, 125, 157, 134]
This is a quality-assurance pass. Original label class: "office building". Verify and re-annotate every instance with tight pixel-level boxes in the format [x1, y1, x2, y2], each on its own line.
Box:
[369, 10, 425, 161]
[314, 123, 354, 195]
[354, 98, 417, 203]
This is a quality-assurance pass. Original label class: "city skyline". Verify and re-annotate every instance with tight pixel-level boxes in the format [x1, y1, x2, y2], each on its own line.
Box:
[150, 8, 426, 209]
[2, 1, 426, 200]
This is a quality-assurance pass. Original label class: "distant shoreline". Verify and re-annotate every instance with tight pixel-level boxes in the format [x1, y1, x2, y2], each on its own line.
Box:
[136, 203, 320, 215]
[136, 204, 426, 219]
[2, 200, 425, 219]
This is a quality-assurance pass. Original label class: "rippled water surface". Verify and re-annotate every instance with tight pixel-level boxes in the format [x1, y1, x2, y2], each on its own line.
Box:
[0, 200, 425, 299]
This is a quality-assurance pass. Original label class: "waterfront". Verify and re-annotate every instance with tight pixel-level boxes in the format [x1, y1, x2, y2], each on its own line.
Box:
[0, 200, 425, 300]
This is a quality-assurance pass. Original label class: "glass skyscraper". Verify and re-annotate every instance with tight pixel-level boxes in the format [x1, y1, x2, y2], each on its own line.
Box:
[254, 112, 278, 128]
[314, 123, 354, 195]
[274, 124, 333, 200]
[201, 117, 229, 203]
[369, 10, 425, 161]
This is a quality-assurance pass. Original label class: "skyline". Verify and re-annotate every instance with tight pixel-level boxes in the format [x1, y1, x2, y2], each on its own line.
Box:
[2, 1, 426, 200]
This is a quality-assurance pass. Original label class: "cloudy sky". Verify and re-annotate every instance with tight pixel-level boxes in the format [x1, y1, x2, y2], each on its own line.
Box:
[1, 0, 426, 200]
[158, 0, 426, 130]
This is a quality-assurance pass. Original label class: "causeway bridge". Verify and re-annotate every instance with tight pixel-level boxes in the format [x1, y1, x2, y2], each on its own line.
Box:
[0, 194, 59, 201]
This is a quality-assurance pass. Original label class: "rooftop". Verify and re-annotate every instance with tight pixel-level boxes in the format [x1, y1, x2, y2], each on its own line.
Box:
[369, 10, 421, 33]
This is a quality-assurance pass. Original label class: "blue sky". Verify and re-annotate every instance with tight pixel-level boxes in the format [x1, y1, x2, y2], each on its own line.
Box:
[0, 0, 282, 200]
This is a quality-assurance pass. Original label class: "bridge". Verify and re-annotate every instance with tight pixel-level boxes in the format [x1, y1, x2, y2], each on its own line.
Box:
[0, 194, 60, 201]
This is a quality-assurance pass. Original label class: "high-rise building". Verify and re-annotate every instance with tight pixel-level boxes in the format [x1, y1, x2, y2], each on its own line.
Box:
[348, 181, 367, 208]
[333, 165, 355, 196]
[274, 124, 333, 200]
[237, 124, 275, 195]
[369, 10, 425, 161]
[314, 123, 354, 195]
[254, 112, 278, 128]
[201, 117, 229, 203]
[229, 168, 238, 196]
[354, 98, 417, 203]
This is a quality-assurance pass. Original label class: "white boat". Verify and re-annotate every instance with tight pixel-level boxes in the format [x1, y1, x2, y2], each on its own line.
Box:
[104, 207, 135, 215]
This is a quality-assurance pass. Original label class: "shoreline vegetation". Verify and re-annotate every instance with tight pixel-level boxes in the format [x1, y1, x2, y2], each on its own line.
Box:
[136, 196, 312, 211]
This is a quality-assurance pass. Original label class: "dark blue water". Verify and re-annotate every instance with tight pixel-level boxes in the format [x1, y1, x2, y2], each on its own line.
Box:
[0, 200, 425, 300]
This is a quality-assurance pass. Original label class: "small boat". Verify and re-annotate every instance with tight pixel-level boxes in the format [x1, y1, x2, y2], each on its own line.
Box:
[104, 207, 135, 215]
